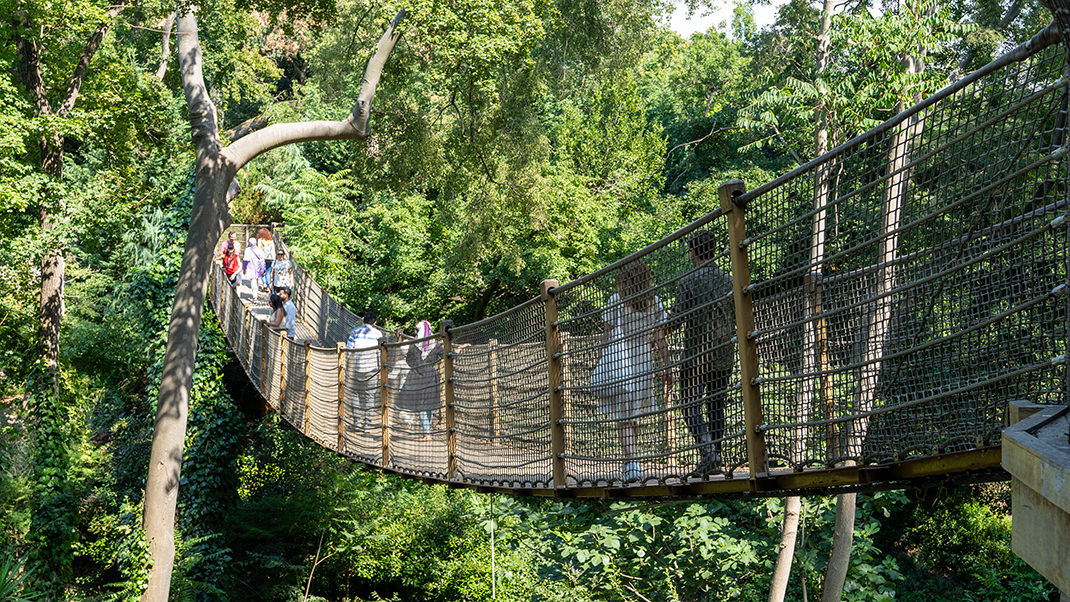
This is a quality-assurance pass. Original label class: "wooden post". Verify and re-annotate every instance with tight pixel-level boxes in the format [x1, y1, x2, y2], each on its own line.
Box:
[542, 279, 566, 489]
[259, 321, 270, 414]
[337, 342, 346, 452]
[380, 342, 391, 467]
[560, 331, 572, 457]
[442, 320, 457, 479]
[303, 342, 312, 436]
[718, 180, 769, 478]
[279, 336, 288, 415]
[241, 305, 250, 364]
[488, 338, 499, 440]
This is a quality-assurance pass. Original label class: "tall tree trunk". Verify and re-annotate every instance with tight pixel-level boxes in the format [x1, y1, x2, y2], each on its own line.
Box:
[820, 492, 857, 602]
[13, 3, 127, 392]
[768, 496, 803, 602]
[770, 2, 836, 599]
[820, 48, 925, 602]
[38, 137, 65, 397]
[140, 8, 405, 600]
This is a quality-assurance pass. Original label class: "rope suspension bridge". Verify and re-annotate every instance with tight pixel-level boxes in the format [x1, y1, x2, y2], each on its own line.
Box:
[210, 25, 1070, 499]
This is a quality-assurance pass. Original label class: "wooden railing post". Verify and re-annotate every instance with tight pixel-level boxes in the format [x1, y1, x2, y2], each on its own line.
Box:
[380, 341, 391, 467]
[718, 180, 769, 478]
[259, 321, 271, 414]
[441, 320, 457, 480]
[488, 338, 499, 440]
[242, 310, 251, 369]
[303, 342, 312, 436]
[337, 342, 346, 452]
[542, 279, 566, 489]
[560, 331, 573, 457]
[279, 337, 288, 415]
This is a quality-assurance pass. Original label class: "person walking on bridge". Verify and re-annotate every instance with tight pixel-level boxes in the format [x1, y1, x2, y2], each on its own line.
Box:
[346, 310, 384, 430]
[670, 230, 735, 477]
[396, 320, 443, 440]
[269, 249, 293, 296]
[266, 287, 296, 339]
[591, 260, 672, 483]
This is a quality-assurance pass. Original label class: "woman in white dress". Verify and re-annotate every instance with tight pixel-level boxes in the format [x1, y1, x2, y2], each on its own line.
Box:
[596, 260, 672, 481]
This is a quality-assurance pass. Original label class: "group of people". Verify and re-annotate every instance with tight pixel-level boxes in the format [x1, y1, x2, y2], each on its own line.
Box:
[344, 312, 442, 438]
[218, 229, 296, 337]
[590, 229, 734, 482]
[221, 228, 733, 481]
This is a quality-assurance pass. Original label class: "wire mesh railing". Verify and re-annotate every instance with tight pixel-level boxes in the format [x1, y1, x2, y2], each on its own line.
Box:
[208, 25, 1069, 497]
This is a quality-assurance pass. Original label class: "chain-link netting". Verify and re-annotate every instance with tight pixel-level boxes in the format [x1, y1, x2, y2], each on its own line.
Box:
[740, 28, 1069, 470]
[207, 26, 1069, 494]
[451, 298, 552, 488]
[553, 213, 743, 486]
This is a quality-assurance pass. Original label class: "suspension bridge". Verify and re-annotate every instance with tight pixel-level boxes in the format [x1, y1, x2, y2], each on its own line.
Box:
[209, 23, 1069, 501]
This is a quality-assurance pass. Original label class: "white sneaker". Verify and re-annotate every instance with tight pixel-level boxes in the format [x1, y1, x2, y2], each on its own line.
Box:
[622, 461, 643, 482]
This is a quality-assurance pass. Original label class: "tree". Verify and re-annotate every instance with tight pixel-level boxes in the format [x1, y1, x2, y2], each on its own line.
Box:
[140, 7, 405, 599]
[8, 0, 127, 397]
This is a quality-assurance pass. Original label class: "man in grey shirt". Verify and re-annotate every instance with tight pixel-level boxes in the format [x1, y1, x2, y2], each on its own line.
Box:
[670, 230, 735, 476]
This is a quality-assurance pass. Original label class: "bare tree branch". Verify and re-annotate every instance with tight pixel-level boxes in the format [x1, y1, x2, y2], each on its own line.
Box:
[59, 0, 129, 116]
[952, 0, 1024, 81]
[223, 10, 407, 170]
[177, 9, 221, 155]
[155, 11, 176, 81]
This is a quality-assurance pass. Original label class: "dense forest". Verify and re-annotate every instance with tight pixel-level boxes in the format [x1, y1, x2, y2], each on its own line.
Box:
[0, 0, 1061, 600]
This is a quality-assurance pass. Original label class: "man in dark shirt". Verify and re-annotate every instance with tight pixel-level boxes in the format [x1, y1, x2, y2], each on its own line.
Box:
[670, 230, 735, 476]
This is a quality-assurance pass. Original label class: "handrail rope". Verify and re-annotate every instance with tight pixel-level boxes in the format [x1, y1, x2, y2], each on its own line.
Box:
[754, 195, 1069, 300]
[552, 263, 732, 327]
[754, 285, 1060, 385]
[735, 23, 1059, 207]
[450, 387, 548, 410]
[449, 328, 547, 356]
[448, 294, 545, 336]
[551, 206, 733, 295]
[453, 423, 549, 439]
[454, 454, 554, 470]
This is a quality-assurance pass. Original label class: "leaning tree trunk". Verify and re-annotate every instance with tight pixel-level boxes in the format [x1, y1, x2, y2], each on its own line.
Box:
[140, 8, 405, 601]
[769, 1, 836, 599]
[820, 53, 925, 602]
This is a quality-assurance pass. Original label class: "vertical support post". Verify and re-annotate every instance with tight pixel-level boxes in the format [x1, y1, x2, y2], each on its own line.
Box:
[303, 342, 312, 436]
[488, 338, 500, 440]
[380, 342, 391, 467]
[718, 180, 769, 478]
[442, 320, 457, 480]
[337, 342, 346, 452]
[542, 279, 566, 489]
[241, 310, 251, 368]
[259, 321, 271, 414]
[279, 337, 288, 415]
[560, 331, 573, 457]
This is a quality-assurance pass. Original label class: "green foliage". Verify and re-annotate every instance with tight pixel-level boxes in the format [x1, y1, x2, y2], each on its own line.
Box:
[0, 554, 43, 602]
[741, 0, 974, 158]
[893, 486, 1054, 602]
